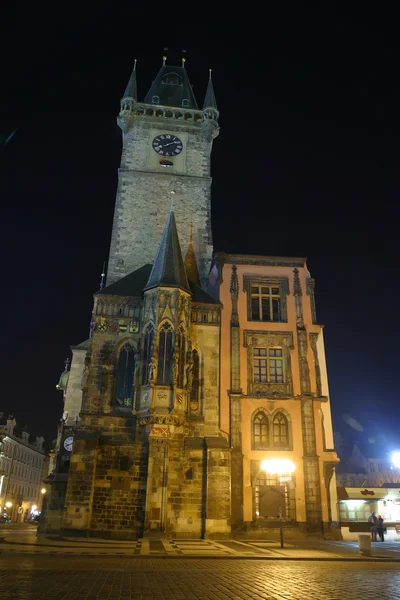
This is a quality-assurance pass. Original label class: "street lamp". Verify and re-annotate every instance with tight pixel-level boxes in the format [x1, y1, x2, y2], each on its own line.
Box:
[41, 488, 46, 495]
[261, 459, 296, 548]
[391, 452, 400, 469]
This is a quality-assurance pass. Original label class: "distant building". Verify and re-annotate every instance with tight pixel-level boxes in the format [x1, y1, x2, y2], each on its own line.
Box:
[0, 418, 46, 521]
[335, 439, 397, 488]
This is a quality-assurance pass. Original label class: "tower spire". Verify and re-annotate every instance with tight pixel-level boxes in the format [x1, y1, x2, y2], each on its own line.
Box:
[184, 223, 200, 286]
[203, 68, 218, 110]
[122, 59, 137, 101]
[144, 211, 190, 293]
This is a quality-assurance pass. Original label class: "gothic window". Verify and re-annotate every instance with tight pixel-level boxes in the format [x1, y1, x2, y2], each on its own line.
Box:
[142, 327, 154, 385]
[190, 350, 200, 404]
[115, 344, 135, 409]
[176, 330, 186, 388]
[273, 412, 289, 447]
[253, 348, 284, 383]
[161, 73, 183, 86]
[253, 412, 269, 449]
[157, 323, 173, 385]
[250, 285, 281, 321]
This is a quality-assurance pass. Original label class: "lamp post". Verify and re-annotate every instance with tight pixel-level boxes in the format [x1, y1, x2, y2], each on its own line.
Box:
[261, 459, 296, 548]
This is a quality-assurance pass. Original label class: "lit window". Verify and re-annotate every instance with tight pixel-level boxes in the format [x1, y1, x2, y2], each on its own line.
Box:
[273, 412, 289, 447]
[253, 348, 284, 383]
[253, 412, 269, 449]
[157, 323, 173, 385]
[251, 285, 281, 322]
[115, 344, 135, 409]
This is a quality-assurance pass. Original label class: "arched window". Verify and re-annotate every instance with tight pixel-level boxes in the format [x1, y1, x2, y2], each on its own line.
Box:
[115, 344, 135, 409]
[157, 323, 173, 385]
[142, 327, 154, 385]
[176, 330, 185, 388]
[161, 73, 183, 86]
[190, 350, 200, 404]
[273, 412, 289, 447]
[253, 412, 269, 449]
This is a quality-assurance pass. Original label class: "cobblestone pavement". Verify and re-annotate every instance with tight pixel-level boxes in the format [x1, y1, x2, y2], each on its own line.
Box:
[2, 528, 400, 560]
[0, 555, 400, 599]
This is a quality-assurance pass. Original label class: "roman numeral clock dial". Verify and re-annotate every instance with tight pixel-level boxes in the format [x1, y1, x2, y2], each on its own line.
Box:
[152, 134, 183, 157]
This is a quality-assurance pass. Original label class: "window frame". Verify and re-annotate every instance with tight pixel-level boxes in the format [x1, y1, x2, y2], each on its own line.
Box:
[114, 342, 135, 410]
[253, 346, 284, 384]
[157, 322, 174, 385]
[243, 276, 289, 323]
[251, 409, 292, 451]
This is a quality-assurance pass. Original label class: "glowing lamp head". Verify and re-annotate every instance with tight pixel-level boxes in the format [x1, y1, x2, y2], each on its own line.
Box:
[31, 505, 37, 512]
[5, 502, 12, 508]
[261, 459, 296, 476]
[41, 488, 46, 495]
[392, 452, 400, 468]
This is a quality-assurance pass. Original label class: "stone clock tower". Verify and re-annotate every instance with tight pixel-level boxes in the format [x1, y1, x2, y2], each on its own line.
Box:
[107, 58, 219, 287]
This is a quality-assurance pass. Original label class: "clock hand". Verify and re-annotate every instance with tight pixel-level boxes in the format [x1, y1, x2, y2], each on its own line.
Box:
[163, 141, 178, 147]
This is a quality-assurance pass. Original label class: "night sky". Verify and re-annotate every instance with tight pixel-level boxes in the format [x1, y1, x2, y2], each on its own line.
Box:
[1, 7, 399, 451]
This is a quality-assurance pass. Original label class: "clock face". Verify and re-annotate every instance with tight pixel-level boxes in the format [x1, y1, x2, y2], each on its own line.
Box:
[64, 436, 73, 452]
[152, 134, 183, 156]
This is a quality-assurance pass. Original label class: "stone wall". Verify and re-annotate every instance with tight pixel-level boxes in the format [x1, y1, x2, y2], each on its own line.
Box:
[90, 441, 148, 539]
[107, 120, 214, 287]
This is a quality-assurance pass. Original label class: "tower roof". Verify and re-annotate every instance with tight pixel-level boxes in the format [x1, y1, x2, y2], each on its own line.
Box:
[122, 59, 137, 100]
[203, 69, 217, 110]
[144, 61, 198, 109]
[184, 225, 200, 286]
[145, 211, 190, 293]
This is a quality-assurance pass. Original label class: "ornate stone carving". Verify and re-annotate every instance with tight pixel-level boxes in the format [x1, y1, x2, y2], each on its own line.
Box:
[306, 278, 317, 324]
[309, 332, 322, 396]
[138, 414, 184, 427]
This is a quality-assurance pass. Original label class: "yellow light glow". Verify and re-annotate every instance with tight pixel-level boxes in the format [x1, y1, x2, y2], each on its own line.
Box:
[41, 488, 46, 494]
[31, 505, 37, 511]
[345, 500, 365, 508]
[5, 502, 12, 508]
[261, 459, 296, 476]
[392, 452, 400, 468]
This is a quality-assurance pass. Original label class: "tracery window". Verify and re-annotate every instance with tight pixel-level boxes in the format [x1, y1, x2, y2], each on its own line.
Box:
[142, 327, 154, 385]
[190, 350, 200, 404]
[157, 323, 173, 385]
[115, 344, 135, 409]
[253, 412, 269, 449]
[273, 412, 289, 447]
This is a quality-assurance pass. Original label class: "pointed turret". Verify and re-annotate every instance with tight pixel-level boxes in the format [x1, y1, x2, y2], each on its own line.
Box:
[144, 211, 190, 293]
[122, 59, 137, 102]
[144, 57, 198, 109]
[184, 224, 200, 286]
[203, 69, 217, 110]
[118, 60, 137, 133]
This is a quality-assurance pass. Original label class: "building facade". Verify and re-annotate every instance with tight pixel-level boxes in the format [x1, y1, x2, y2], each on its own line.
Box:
[0, 418, 46, 521]
[40, 58, 338, 538]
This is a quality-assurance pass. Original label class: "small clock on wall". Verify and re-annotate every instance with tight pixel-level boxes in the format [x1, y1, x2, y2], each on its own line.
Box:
[63, 436, 73, 452]
[152, 134, 183, 156]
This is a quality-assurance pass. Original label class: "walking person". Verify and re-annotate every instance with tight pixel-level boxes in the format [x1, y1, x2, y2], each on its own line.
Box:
[368, 511, 378, 541]
[377, 515, 385, 542]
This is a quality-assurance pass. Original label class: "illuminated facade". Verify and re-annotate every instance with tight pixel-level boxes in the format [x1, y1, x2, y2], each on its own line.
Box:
[40, 58, 339, 538]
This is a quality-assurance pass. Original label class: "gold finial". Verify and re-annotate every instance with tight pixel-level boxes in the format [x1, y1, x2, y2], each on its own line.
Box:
[182, 57, 186, 67]
[133, 59, 137, 70]
[163, 55, 167, 65]
[209, 68, 212, 80]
